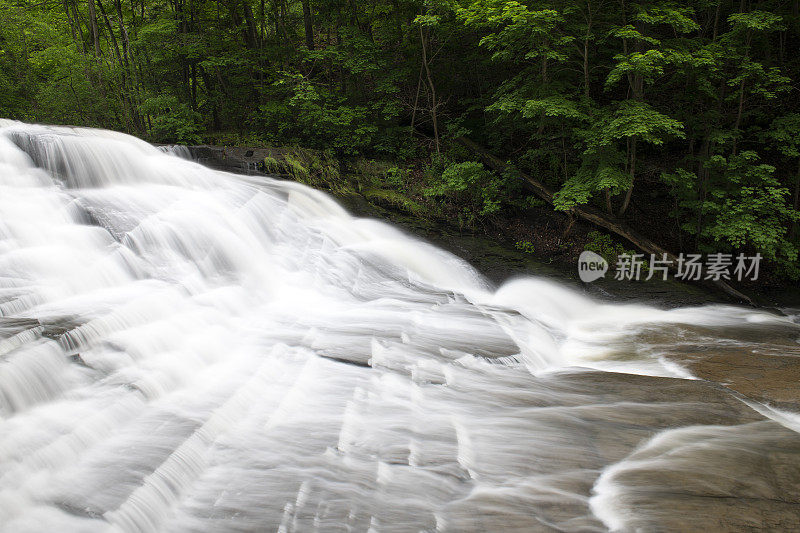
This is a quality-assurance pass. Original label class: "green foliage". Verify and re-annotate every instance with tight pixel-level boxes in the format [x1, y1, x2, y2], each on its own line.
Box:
[589, 101, 685, 148]
[282, 153, 311, 181]
[263, 73, 379, 155]
[554, 157, 629, 211]
[521, 96, 588, 122]
[584, 231, 647, 270]
[263, 156, 284, 174]
[264, 148, 340, 188]
[552, 101, 683, 211]
[515, 240, 535, 254]
[768, 114, 800, 159]
[727, 11, 784, 32]
[385, 166, 407, 188]
[635, 6, 700, 33]
[424, 159, 503, 221]
[364, 188, 426, 216]
[139, 96, 203, 144]
[703, 153, 797, 262]
[664, 151, 800, 277]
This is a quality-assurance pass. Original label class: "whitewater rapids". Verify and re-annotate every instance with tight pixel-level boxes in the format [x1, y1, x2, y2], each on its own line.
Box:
[0, 121, 799, 532]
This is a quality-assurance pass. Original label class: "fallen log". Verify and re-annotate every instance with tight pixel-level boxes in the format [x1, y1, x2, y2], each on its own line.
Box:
[455, 136, 754, 305]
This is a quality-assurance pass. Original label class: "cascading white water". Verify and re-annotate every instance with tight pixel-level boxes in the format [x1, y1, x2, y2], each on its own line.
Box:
[0, 120, 799, 532]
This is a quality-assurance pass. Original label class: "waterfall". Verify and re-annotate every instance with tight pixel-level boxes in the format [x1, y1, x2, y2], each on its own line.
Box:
[0, 121, 798, 532]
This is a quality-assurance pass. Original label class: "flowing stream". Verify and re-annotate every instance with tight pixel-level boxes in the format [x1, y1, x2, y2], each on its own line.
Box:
[0, 121, 799, 532]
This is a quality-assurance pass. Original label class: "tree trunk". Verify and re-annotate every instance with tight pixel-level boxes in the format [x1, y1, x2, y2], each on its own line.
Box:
[410, 63, 423, 135]
[97, 0, 135, 130]
[732, 79, 745, 156]
[541, 43, 548, 83]
[97, 0, 122, 65]
[198, 64, 221, 130]
[259, 0, 265, 42]
[419, 26, 439, 153]
[791, 159, 800, 239]
[795, 159, 800, 212]
[71, 0, 87, 54]
[191, 62, 197, 110]
[583, 37, 590, 99]
[87, 0, 102, 56]
[64, 0, 78, 42]
[301, 0, 314, 50]
[619, 136, 636, 216]
[696, 134, 710, 246]
[242, 1, 259, 48]
[113, 0, 143, 131]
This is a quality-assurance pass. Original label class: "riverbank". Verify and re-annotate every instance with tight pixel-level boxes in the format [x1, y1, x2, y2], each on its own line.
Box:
[183, 143, 800, 432]
[181, 143, 800, 309]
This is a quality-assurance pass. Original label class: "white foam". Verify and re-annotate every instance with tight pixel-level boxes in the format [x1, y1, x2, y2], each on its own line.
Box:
[0, 122, 797, 532]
